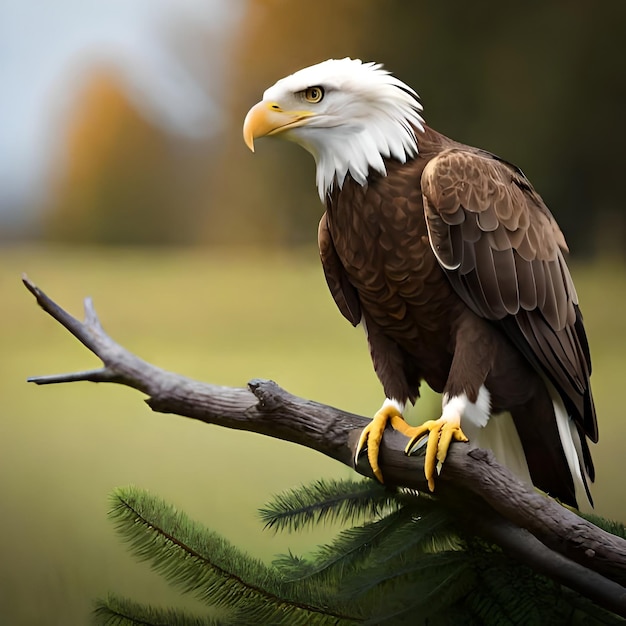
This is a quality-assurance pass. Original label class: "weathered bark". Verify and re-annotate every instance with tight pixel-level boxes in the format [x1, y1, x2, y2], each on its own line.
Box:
[23, 275, 626, 618]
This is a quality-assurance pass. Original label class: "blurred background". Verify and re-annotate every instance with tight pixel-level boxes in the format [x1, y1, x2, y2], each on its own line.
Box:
[2, 0, 625, 623]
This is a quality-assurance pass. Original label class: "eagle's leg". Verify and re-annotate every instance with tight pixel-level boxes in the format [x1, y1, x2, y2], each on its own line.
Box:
[404, 315, 492, 490]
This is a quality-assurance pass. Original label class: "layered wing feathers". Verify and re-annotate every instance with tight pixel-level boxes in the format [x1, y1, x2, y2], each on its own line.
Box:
[422, 148, 597, 444]
[422, 149, 572, 326]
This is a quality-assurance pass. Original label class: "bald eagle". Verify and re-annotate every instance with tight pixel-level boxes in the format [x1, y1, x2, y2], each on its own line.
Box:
[243, 58, 596, 508]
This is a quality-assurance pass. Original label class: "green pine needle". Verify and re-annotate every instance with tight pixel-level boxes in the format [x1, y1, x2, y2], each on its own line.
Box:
[362, 560, 475, 626]
[93, 593, 218, 626]
[259, 478, 398, 533]
[343, 549, 469, 599]
[271, 487, 459, 586]
[357, 501, 461, 567]
[273, 507, 413, 583]
[581, 513, 626, 540]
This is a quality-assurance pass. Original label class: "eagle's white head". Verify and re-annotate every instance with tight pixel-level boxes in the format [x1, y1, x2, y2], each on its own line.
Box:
[243, 58, 425, 200]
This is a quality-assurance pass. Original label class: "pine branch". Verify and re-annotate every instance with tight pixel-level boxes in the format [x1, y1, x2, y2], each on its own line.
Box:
[259, 479, 399, 532]
[93, 594, 218, 626]
[361, 560, 474, 626]
[271, 493, 458, 586]
[108, 487, 362, 625]
[23, 276, 626, 617]
[273, 507, 414, 584]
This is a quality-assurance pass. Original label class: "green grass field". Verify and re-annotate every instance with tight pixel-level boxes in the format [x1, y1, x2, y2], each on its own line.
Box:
[1, 246, 625, 624]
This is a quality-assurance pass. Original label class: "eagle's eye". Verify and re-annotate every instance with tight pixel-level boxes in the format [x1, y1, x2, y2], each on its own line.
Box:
[304, 86, 324, 103]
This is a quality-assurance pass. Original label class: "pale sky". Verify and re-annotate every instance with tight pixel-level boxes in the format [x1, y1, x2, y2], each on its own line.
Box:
[0, 0, 242, 230]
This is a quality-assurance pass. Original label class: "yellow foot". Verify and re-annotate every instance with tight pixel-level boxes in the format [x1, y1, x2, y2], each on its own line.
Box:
[405, 417, 469, 492]
[355, 402, 412, 483]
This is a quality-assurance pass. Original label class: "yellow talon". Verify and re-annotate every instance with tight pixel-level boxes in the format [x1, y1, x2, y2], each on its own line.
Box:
[406, 418, 469, 491]
[355, 404, 407, 483]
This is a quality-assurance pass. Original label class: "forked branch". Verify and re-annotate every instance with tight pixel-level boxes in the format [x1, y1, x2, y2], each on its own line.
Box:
[23, 275, 626, 617]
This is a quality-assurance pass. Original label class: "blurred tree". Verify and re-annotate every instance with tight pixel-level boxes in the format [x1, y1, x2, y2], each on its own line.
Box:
[44, 68, 211, 245]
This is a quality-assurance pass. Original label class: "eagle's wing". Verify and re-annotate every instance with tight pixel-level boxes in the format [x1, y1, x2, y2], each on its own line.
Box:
[421, 148, 597, 451]
[318, 212, 361, 326]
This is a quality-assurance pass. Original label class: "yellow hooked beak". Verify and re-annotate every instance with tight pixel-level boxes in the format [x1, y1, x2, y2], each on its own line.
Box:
[243, 101, 315, 152]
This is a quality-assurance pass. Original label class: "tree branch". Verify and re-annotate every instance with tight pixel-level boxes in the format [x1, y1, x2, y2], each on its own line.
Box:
[23, 275, 626, 617]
